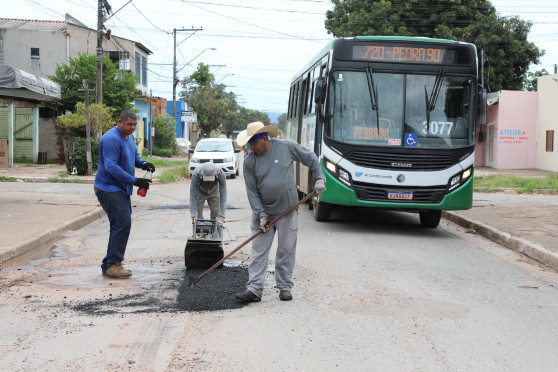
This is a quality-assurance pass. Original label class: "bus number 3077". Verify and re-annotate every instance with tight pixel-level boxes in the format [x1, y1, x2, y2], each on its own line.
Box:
[421, 121, 454, 135]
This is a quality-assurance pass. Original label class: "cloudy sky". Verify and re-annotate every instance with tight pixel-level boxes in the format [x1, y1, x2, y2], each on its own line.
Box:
[4, 0, 557, 114]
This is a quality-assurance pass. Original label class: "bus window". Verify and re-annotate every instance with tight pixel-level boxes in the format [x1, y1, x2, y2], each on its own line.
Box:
[293, 80, 300, 119]
[305, 69, 314, 115]
[326, 71, 404, 146]
[311, 64, 321, 114]
[287, 86, 294, 119]
[302, 77, 310, 116]
[404, 75, 474, 148]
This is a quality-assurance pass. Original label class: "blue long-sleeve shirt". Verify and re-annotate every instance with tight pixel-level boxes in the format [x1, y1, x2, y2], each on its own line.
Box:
[94, 126, 145, 195]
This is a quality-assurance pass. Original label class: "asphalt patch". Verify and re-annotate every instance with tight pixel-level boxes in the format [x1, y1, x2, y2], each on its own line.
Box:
[179, 266, 250, 311]
[73, 266, 250, 315]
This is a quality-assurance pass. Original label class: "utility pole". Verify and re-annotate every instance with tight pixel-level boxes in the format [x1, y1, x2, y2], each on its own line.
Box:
[96, 0, 104, 104]
[172, 27, 203, 121]
[79, 79, 95, 176]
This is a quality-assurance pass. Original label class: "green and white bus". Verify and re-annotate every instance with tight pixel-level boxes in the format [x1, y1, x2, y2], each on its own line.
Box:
[286, 36, 484, 227]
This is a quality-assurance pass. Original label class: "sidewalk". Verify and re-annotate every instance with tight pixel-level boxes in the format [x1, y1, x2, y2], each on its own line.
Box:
[1, 163, 558, 271]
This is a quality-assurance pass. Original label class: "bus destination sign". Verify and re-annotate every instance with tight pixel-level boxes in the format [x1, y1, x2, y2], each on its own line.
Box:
[349, 43, 472, 65]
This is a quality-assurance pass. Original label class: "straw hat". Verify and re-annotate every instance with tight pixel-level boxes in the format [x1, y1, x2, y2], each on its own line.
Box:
[235, 121, 278, 147]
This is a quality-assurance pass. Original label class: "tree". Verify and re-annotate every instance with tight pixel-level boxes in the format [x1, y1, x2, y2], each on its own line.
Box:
[324, 0, 544, 92]
[54, 103, 115, 172]
[152, 114, 177, 157]
[221, 106, 271, 138]
[179, 63, 235, 137]
[50, 53, 137, 114]
[277, 113, 288, 133]
[523, 69, 549, 91]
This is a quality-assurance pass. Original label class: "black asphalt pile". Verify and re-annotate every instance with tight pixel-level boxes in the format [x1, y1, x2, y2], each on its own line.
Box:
[177, 266, 250, 311]
[72, 266, 250, 315]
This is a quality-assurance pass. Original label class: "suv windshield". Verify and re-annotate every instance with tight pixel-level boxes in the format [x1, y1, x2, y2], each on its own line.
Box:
[196, 140, 232, 152]
[325, 70, 475, 149]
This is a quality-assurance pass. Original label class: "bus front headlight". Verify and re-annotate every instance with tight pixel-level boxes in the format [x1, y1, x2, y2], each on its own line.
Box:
[339, 168, 350, 185]
[448, 167, 472, 191]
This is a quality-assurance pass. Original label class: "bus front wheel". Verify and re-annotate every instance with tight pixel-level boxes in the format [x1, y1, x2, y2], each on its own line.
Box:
[313, 199, 331, 222]
[419, 210, 442, 228]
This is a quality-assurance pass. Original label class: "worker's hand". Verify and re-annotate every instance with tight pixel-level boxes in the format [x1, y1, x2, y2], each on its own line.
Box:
[142, 162, 156, 172]
[259, 217, 272, 233]
[133, 177, 152, 189]
[314, 178, 326, 196]
[217, 216, 225, 226]
[191, 217, 196, 224]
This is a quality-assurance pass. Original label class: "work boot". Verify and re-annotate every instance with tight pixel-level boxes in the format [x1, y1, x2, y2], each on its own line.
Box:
[279, 290, 293, 301]
[235, 290, 261, 302]
[105, 262, 132, 278]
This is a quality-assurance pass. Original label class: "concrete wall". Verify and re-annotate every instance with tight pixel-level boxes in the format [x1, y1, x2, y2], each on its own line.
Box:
[1, 23, 148, 96]
[0, 28, 68, 77]
[475, 90, 537, 169]
[492, 90, 537, 169]
[39, 117, 64, 163]
[536, 74, 558, 172]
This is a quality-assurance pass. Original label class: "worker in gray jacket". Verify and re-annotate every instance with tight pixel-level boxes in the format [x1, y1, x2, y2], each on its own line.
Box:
[234, 122, 326, 303]
[190, 162, 227, 224]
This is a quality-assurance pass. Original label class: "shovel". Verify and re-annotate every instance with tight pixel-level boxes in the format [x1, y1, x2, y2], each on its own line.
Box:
[188, 191, 316, 288]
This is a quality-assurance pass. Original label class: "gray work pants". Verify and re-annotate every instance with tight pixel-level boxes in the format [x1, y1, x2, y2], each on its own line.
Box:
[246, 209, 299, 297]
[196, 189, 220, 219]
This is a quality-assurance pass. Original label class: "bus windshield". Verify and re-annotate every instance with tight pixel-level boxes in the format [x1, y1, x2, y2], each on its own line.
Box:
[325, 70, 475, 149]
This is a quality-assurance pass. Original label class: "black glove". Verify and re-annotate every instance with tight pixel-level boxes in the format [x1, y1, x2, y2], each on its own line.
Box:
[142, 162, 156, 172]
[134, 177, 152, 189]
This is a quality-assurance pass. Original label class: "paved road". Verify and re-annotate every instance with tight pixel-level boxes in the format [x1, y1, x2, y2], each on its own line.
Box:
[1, 174, 558, 370]
[1, 164, 558, 272]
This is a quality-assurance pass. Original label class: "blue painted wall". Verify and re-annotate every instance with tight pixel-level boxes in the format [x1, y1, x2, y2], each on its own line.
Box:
[134, 99, 152, 151]
[167, 101, 186, 138]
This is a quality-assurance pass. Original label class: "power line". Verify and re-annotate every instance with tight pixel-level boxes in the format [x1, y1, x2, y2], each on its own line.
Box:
[179, 0, 324, 43]
[130, 1, 170, 33]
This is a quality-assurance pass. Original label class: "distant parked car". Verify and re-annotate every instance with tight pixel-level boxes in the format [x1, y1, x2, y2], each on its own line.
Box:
[189, 138, 241, 178]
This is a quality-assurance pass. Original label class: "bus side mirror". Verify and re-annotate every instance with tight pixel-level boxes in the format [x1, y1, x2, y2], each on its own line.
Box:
[314, 79, 326, 104]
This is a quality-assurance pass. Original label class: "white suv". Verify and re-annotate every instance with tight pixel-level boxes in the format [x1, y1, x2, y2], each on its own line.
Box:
[189, 138, 241, 178]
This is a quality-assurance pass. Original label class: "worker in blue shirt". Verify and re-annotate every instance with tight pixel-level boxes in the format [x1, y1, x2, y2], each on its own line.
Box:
[94, 110, 155, 279]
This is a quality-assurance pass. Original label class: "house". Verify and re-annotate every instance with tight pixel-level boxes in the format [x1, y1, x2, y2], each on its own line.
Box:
[474, 90, 538, 169]
[0, 14, 152, 163]
[0, 65, 61, 165]
[536, 74, 558, 172]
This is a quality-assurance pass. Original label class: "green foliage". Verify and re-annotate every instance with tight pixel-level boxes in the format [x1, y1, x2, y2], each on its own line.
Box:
[153, 114, 177, 155]
[13, 155, 33, 164]
[158, 165, 190, 183]
[49, 53, 137, 114]
[474, 175, 558, 194]
[221, 106, 271, 137]
[145, 157, 189, 168]
[522, 69, 550, 91]
[153, 147, 173, 157]
[324, 0, 544, 92]
[277, 113, 288, 132]
[55, 103, 115, 138]
[71, 137, 99, 175]
[179, 63, 235, 137]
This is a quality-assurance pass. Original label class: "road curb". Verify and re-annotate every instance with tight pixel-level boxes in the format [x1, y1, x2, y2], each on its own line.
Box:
[443, 211, 558, 271]
[0, 206, 105, 265]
